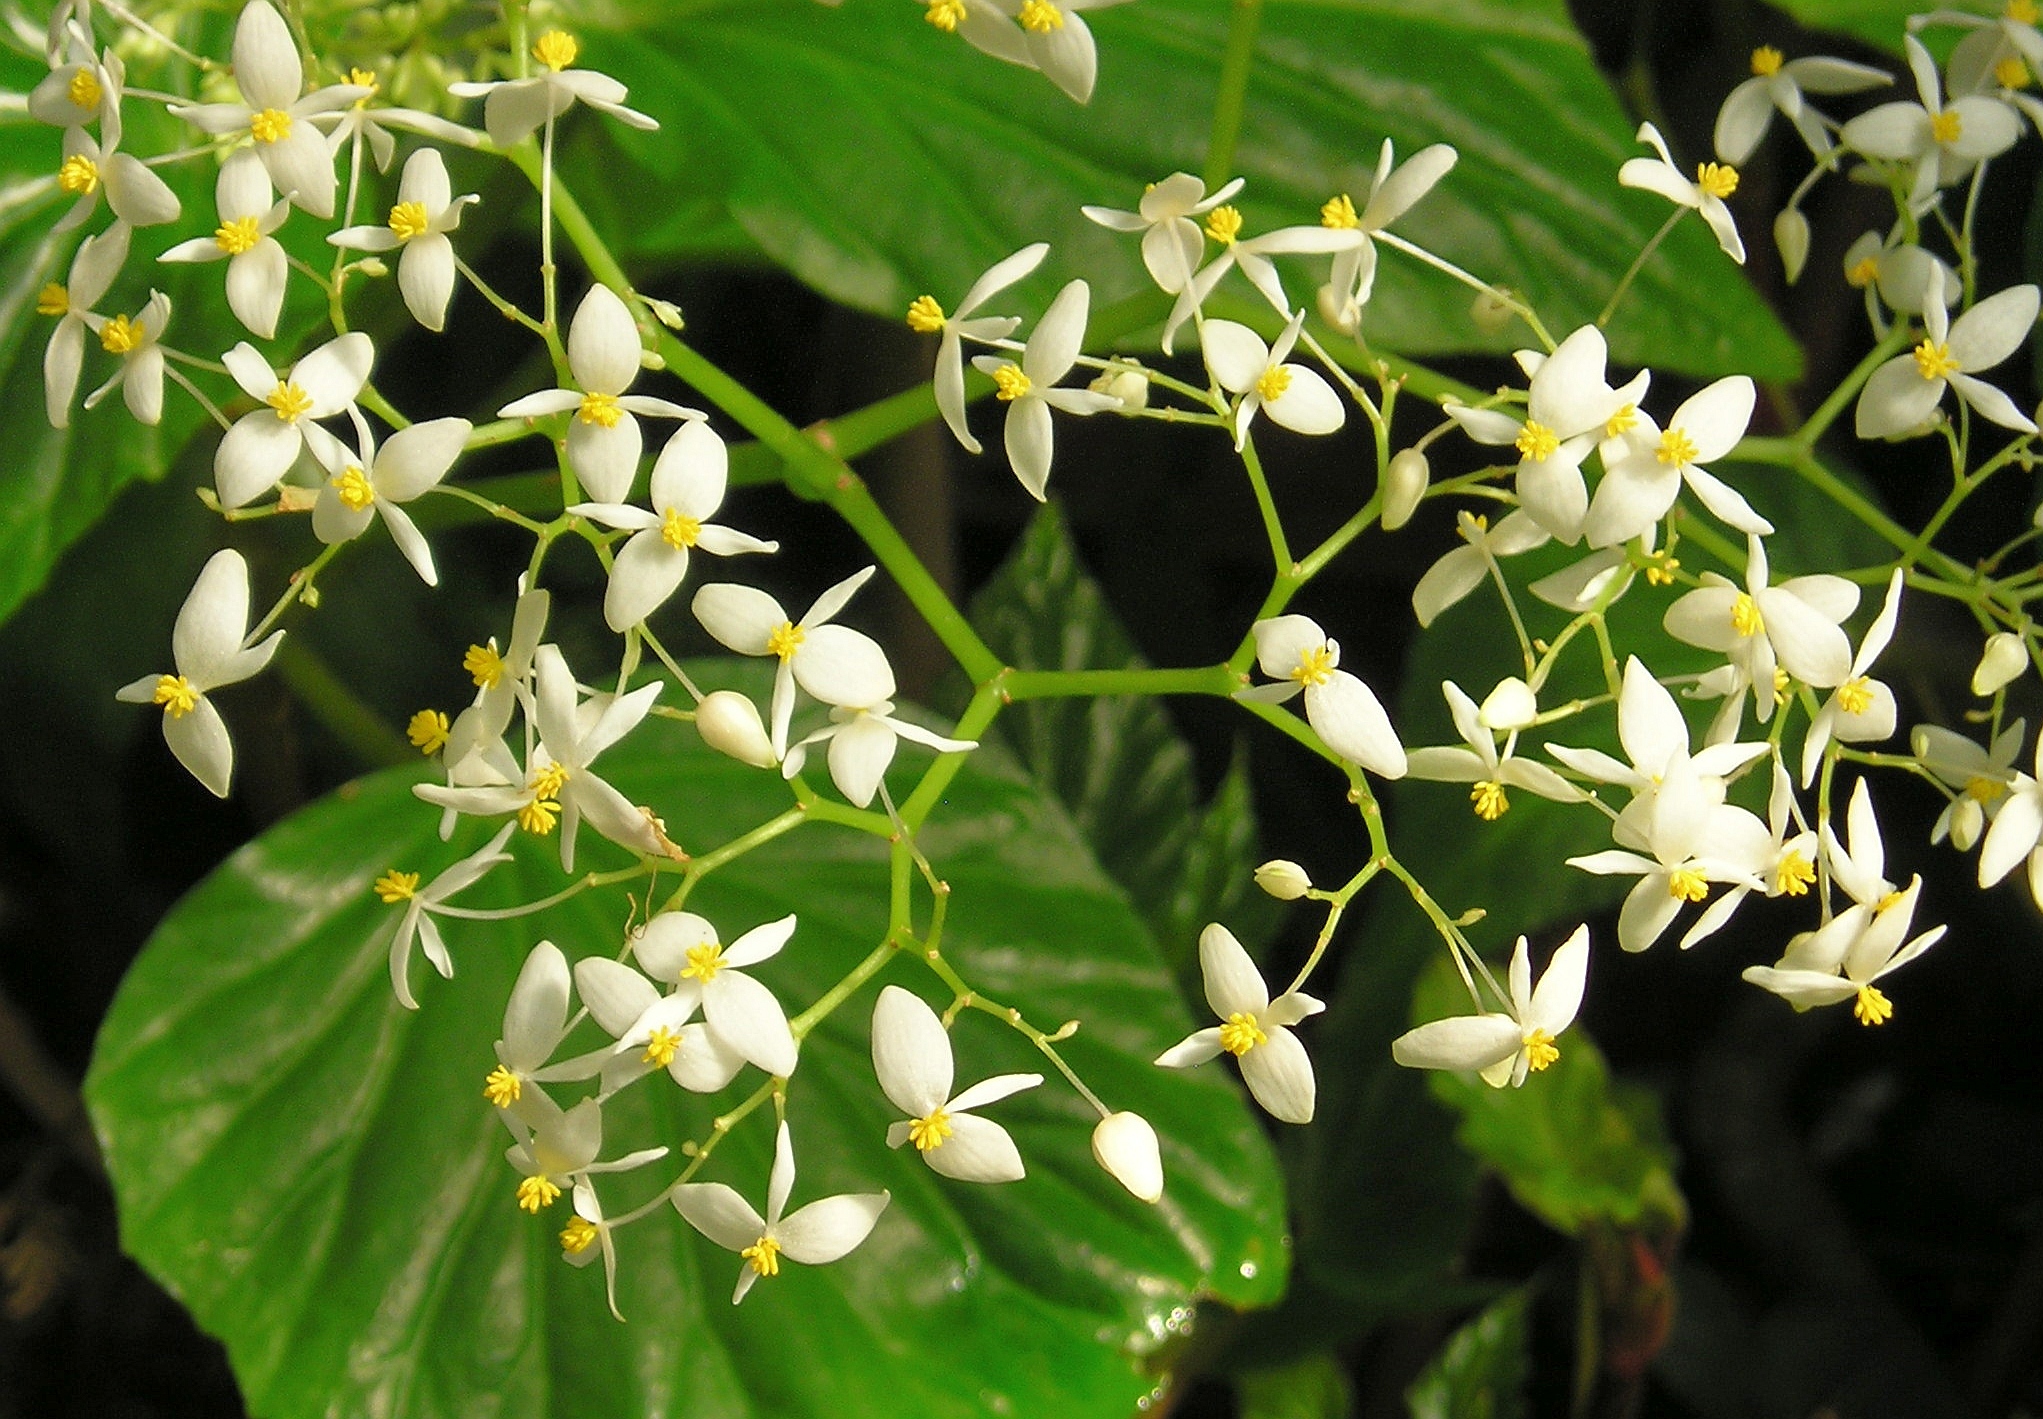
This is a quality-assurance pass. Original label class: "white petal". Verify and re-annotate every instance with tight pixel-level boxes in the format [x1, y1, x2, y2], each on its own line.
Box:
[162, 695, 233, 797]
[671, 1182, 765, 1251]
[924, 1113, 1026, 1183]
[1239, 1027, 1315, 1123]
[1004, 395, 1055, 501]
[826, 714, 898, 807]
[957, 241, 1049, 318]
[1198, 922, 1269, 1017]
[1526, 925, 1589, 1035]
[1390, 1013, 1522, 1071]
[774, 1191, 890, 1264]
[574, 957, 661, 1039]
[214, 412, 301, 509]
[225, 241, 287, 339]
[705, 970, 798, 1077]
[1199, 319, 1270, 393]
[567, 414, 642, 505]
[1305, 672, 1407, 778]
[292, 332, 373, 415]
[174, 550, 253, 685]
[501, 941, 570, 1071]
[693, 583, 786, 655]
[603, 531, 686, 631]
[234, 2, 303, 111]
[1024, 279, 1089, 384]
[1948, 283, 2040, 369]
[722, 915, 797, 969]
[258, 128, 337, 219]
[870, 985, 952, 1116]
[568, 284, 642, 394]
[398, 234, 456, 331]
[1263, 366, 1344, 436]
[1155, 1028, 1224, 1068]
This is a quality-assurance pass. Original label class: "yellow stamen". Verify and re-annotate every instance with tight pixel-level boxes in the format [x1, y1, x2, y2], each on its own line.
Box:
[1751, 45, 1784, 76]
[1471, 780, 1509, 820]
[334, 465, 375, 511]
[1965, 774, 2008, 804]
[907, 1108, 953, 1152]
[388, 200, 431, 242]
[1204, 205, 1243, 246]
[518, 798, 560, 835]
[642, 1026, 683, 1068]
[681, 942, 724, 983]
[1730, 592, 1764, 637]
[517, 1175, 561, 1212]
[1657, 426, 1698, 466]
[661, 508, 701, 550]
[484, 1065, 522, 1108]
[1853, 983, 1893, 1026]
[2012, 0, 2039, 22]
[1255, 365, 1292, 403]
[249, 107, 292, 144]
[766, 621, 805, 661]
[924, 0, 966, 29]
[1836, 677, 1874, 715]
[1876, 888, 1907, 914]
[347, 67, 379, 110]
[57, 154, 98, 194]
[1514, 420, 1560, 462]
[1523, 1029, 1560, 1071]
[1288, 644, 1336, 687]
[532, 30, 579, 72]
[530, 762, 570, 800]
[152, 674, 198, 718]
[37, 283, 68, 318]
[560, 1216, 599, 1255]
[374, 869, 419, 904]
[1696, 162, 1739, 200]
[1913, 339, 1959, 381]
[1846, 256, 1882, 288]
[1774, 850, 1815, 896]
[1772, 665, 1792, 702]
[1461, 513, 1489, 542]
[67, 67, 101, 109]
[1320, 193, 1359, 229]
[407, 709, 450, 754]
[464, 642, 505, 688]
[98, 314, 143, 355]
[1018, 0, 1063, 31]
[215, 215, 262, 255]
[1644, 554, 1681, 587]
[1605, 403, 1638, 438]
[1218, 1011, 1266, 1057]
[742, 1235, 782, 1276]
[1668, 867, 1710, 903]
[906, 294, 945, 333]
[1997, 55, 2033, 89]
[991, 364, 1031, 401]
[1930, 109, 1964, 145]
[266, 381, 314, 422]
[577, 391, 622, 428]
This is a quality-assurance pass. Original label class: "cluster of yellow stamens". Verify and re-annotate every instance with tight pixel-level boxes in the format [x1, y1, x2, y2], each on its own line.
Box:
[1997, 56, 2032, 90]
[1750, 45, 1784, 76]
[1930, 109, 1964, 145]
[2012, 0, 2039, 25]
[99, 314, 144, 355]
[58, 154, 98, 195]
[906, 294, 946, 333]
[388, 201, 431, 242]
[1730, 593, 1764, 637]
[1204, 205, 1243, 245]
[484, 1065, 522, 1108]
[642, 1026, 684, 1068]
[1255, 366, 1292, 403]
[924, 0, 967, 29]
[766, 620, 806, 661]
[560, 1216, 599, 1255]
[68, 68, 101, 109]
[1320, 193, 1359, 229]
[153, 674, 199, 718]
[1018, 0, 1063, 31]
[1218, 1011, 1266, 1057]
[1643, 554, 1681, 587]
[1667, 867, 1710, 903]
[533, 30, 579, 72]
[1471, 780, 1509, 821]
[1836, 677, 1875, 715]
[334, 465, 376, 511]
[991, 364, 1032, 401]
[520, 763, 569, 835]
[907, 1108, 953, 1152]
[249, 107, 292, 144]
[1606, 403, 1638, 438]
[742, 1235, 782, 1276]
[1522, 1028, 1560, 1071]
[517, 1175, 561, 1212]
[407, 709, 450, 754]
[347, 68, 379, 103]
[37, 284, 68, 317]
[1695, 162, 1739, 200]
[1774, 850, 1815, 896]
[464, 642, 505, 688]
[1853, 984, 1893, 1026]
[681, 942, 725, 983]
[215, 215, 262, 254]
[578, 391, 623, 428]
[373, 869, 419, 904]
[266, 381, 314, 422]
[1913, 340, 1959, 382]
[1288, 644, 1336, 687]
[1846, 256, 1881, 288]
[1657, 426, 1698, 466]
[1514, 421, 1559, 463]
[1965, 775, 2008, 805]
[661, 508, 702, 550]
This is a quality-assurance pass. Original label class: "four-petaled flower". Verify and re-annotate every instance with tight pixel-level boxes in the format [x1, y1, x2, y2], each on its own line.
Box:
[1618, 121, 1746, 262]
[1200, 311, 1344, 450]
[1392, 926, 1590, 1087]
[1156, 923, 1323, 1123]
[1240, 614, 1407, 779]
[871, 985, 1042, 1183]
[1855, 271, 2040, 438]
[970, 278, 1120, 500]
[328, 147, 479, 332]
[305, 412, 473, 585]
[213, 332, 374, 509]
[911, 241, 1046, 455]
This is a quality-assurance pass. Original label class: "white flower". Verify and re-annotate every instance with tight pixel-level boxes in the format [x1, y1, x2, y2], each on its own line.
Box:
[1679, 756, 1821, 949]
[1082, 173, 1245, 294]
[377, 822, 516, 1010]
[1587, 375, 1768, 548]
[530, 645, 665, 870]
[328, 147, 478, 332]
[1841, 36, 2020, 212]
[784, 702, 977, 808]
[633, 912, 801, 1078]
[971, 278, 1119, 500]
[310, 67, 483, 174]
[1316, 140, 1459, 332]
[1405, 679, 1584, 820]
[1915, 720, 2024, 850]
[81, 288, 169, 426]
[30, 36, 121, 131]
[1713, 47, 1891, 163]
[169, 1, 364, 219]
[1200, 312, 1344, 450]
[672, 1120, 890, 1303]
[159, 151, 292, 339]
[984, 0, 1131, 103]
[1161, 209, 1364, 355]
[909, 241, 1047, 455]
[1156, 922, 1322, 1123]
[40, 222, 127, 429]
[1090, 1111, 1164, 1203]
[1978, 729, 2043, 903]
[571, 954, 747, 1095]
[1800, 569, 1905, 785]
[1240, 614, 1407, 779]
[499, 284, 702, 503]
[871, 985, 1042, 1183]
[1412, 509, 1551, 627]
[1548, 657, 1769, 811]
[52, 122, 180, 233]
[213, 332, 374, 509]
[568, 422, 778, 632]
[116, 549, 283, 797]
[1392, 927, 1589, 1087]
[692, 566, 891, 758]
[1663, 534, 1859, 712]
[501, 1089, 667, 1214]
[449, 29, 656, 148]
[304, 412, 472, 585]
[1855, 274, 2039, 438]
[1618, 121, 1745, 263]
[1842, 232, 1956, 325]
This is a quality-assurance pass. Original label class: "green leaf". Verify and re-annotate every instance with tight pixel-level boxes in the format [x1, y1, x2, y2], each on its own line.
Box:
[1240, 1352, 1355, 1419]
[85, 662, 1286, 1419]
[1764, 0, 1981, 52]
[966, 504, 1280, 957]
[579, 0, 1799, 377]
[1404, 1289, 1531, 1419]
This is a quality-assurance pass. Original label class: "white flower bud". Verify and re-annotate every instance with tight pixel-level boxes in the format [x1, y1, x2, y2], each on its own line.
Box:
[355, 256, 389, 278]
[1381, 448, 1428, 531]
[1089, 367, 1149, 410]
[1254, 859, 1313, 900]
[1949, 795, 1985, 851]
[1316, 281, 1359, 335]
[1478, 676, 1538, 731]
[1470, 287, 1516, 335]
[696, 690, 776, 768]
[1973, 631, 2026, 696]
[1774, 208, 1811, 285]
[1091, 1111, 1163, 1203]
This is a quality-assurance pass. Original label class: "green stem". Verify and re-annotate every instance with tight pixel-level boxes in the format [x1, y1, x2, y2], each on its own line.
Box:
[1238, 430, 1294, 572]
[1003, 665, 1238, 699]
[1203, 0, 1264, 188]
[790, 939, 898, 1040]
[1795, 322, 1909, 446]
[1596, 210, 1682, 330]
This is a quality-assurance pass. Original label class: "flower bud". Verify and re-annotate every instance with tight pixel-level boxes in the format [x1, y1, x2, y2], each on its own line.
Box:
[1973, 631, 2026, 696]
[1949, 795, 1985, 852]
[1773, 208, 1811, 285]
[1316, 282, 1360, 335]
[1478, 676, 1538, 731]
[1470, 286, 1517, 335]
[696, 690, 776, 768]
[1381, 448, 1428, 531]
[1254, 859, 1313, 900]
[1091, 1111, 1163, 1203]
[1089, 367, 1149, 410]
[355, 256, 389, 278]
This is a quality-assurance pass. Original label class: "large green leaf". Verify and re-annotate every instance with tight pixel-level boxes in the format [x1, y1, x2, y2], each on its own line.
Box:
[85, 662, 1286, 1419]
[580, 0, 1800, 378]
[1767, 0, 1984, 52]
[1404, 1289, 1530, 1419]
